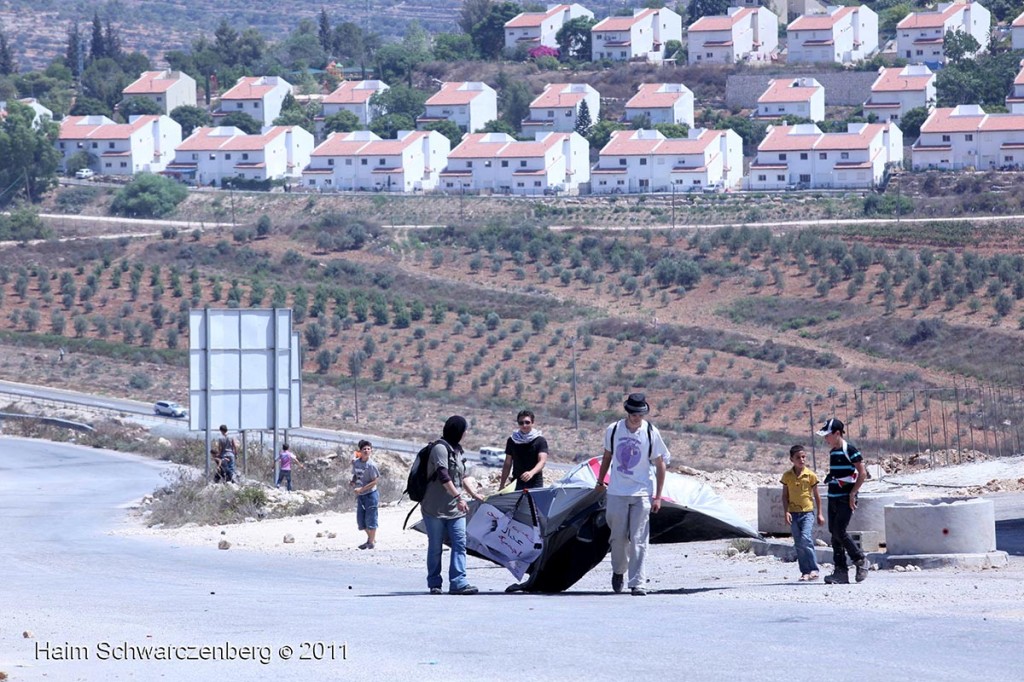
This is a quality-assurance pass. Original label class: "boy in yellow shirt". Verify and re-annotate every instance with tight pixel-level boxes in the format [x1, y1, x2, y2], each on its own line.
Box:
[781, 445, 825, 581]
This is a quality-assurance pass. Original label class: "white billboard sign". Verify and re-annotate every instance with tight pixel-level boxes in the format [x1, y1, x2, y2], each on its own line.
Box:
[188, 308, 302, 431]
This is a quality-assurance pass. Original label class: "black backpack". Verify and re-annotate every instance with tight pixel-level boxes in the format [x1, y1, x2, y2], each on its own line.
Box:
[405, 439, 454, 502]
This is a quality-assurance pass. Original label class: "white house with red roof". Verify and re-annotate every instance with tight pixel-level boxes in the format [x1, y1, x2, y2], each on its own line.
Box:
[749, 121, 902, 189]
[504, 4, 594, 52]
[417, 82, 497, 133]
[624, 83, 694, 127]
[756, 78, 825, 122]
[440, 132, 589, 195]
[0, 98, 53, 127]
[912, 105, 1024, 170]
[1013, 10, 1024, 50]
[786, 5, 878, 64]
[214, 76, 293, 126]
[321, 80, 389, 126]
[165, 125, 313, 186]
[522, 83, 600, 134]
[591, 128, 742, 194]
[591, 7, 682, 62]
[687, 6, 779, 65]
[300, 130, 449, 192]
[57, 115, 181, 176]
[897, 1, 989, 65]
[863, 65, 935, 123]
[1006, 60, 1024, 113]
[120, 70, 197, 114]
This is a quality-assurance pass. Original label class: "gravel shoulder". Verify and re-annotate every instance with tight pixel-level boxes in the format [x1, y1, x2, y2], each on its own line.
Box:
[116, 457, 1024, 622]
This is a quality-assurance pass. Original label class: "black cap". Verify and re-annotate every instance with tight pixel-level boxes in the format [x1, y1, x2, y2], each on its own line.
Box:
[624, 393, 650, 414]
[816, 417, 844, 436]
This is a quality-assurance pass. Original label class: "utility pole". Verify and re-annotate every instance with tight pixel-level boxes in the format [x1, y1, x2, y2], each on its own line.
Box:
[227, 180, 236, 227]
[671, 182, 676, 230]
[569, 336, 579, 430]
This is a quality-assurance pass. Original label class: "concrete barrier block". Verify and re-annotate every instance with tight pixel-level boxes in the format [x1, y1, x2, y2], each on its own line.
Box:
[758, 487, 903, 545]
[885, 497, 996, 555]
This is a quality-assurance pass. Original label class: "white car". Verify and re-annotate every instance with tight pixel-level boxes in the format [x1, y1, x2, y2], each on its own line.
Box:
[154, 400, 187, 418]
[75, 168, 95, 179]
[479, 447, 505, 467]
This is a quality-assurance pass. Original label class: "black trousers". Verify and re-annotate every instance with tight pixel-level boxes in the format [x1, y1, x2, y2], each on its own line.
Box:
[828, 496, 864, 570]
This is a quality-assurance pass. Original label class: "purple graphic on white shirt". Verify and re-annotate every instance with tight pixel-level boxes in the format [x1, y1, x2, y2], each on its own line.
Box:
[616, 438, 642, 475]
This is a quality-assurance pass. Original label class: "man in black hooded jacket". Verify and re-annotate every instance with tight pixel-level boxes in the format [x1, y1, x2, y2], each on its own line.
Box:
[421, 415, 486, 595]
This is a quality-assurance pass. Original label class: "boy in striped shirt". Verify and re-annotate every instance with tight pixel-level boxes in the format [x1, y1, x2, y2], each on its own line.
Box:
[817, 418, 869, 584]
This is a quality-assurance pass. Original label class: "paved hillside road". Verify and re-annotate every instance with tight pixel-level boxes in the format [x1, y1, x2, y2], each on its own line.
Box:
[0, 379, 421, 456]
[3, 438, 1023, 682]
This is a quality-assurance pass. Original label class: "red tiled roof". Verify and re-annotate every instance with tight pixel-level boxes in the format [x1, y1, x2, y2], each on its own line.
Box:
[871, 66, 934, 93]
[448, 132, 568, 159]
[757, 126, 821, 152]
[979, 114, 1024, 132]
[593, 8, 656, 31]
[220, 126, 290, 151]
[689, 8, 754, 32]
[323, 81, 387, 105]
[505, 4, 569, 28]
[897, 4, 962, 30]
[531, 83, 594, 109]
[921, 107, 986, 133]
[123, 70, 187, 95]
[625, 83, 692, 110]
[788, 6, 854, 32]
[816, 124, 887, 151]
[600, 129, 719, 156]
[758, 79, 821, 104]
[310, 131, 378, 156]
[221, 76, 285, 101]
[425, 82, 493, 106]
[59, 115, 160, 141]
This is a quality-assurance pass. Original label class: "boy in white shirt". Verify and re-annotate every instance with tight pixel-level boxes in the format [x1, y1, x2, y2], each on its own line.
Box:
[595, 393, 668, 596]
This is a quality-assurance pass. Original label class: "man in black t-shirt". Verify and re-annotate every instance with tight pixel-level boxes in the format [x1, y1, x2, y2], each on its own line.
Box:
[500, 409, 549, 490]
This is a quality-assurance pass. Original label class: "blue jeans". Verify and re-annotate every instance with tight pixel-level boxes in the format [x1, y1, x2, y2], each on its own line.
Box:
[790, 511, 818, 575]
[422, 514, 468, 591]
[357, 490, 379, 530]
[276, 469, 292, 491]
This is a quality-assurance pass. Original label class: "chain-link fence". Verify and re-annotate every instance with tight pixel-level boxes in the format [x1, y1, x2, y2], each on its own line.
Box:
[808, 379, 1024, 467]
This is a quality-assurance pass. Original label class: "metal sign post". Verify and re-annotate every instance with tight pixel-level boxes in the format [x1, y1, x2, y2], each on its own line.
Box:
[189, 308, 302, 481]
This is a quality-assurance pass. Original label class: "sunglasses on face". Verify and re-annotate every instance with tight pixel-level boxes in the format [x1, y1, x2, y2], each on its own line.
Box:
[518, 420, 532, 426]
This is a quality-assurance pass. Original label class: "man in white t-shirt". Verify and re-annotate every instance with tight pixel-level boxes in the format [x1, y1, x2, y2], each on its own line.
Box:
[595, 393, 668, 596]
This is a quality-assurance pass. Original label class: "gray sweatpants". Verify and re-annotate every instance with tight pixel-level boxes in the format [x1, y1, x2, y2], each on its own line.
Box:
[605, 493, 651, 589]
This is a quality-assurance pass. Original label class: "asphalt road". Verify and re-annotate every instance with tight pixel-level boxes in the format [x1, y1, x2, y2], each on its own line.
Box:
[0, 379, 422, 456]
[3, 438, 1023, 682]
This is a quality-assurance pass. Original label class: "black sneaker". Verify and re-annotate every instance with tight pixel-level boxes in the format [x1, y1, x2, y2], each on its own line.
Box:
[429, 587, 443, 595]
[631, 586, 647, 596]
[824, 571, 850, 584]
[449, 585, 479, 595]
[855, 559, 869, 583]
[612, 573, 624, 593]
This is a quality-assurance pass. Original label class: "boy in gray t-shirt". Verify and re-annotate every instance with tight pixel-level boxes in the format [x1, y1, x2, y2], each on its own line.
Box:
[350, 440, 380, 549]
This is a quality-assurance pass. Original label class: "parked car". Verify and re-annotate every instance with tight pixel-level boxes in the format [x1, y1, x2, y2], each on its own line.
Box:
[75, 168, 95, 180]
[154, 400, 187, 418]
[479, 447, 505, 467]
